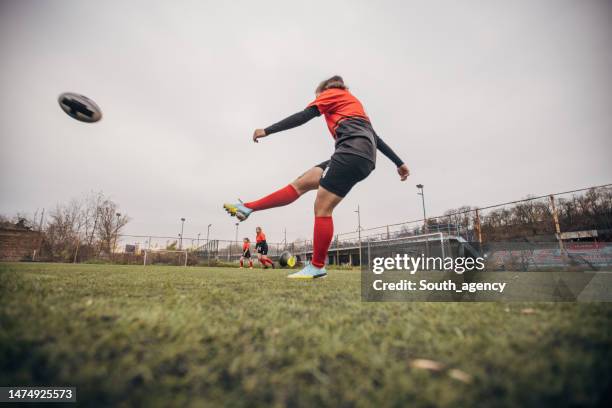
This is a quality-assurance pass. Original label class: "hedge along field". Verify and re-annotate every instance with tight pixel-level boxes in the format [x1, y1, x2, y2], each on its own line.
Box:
[1, 263, 611, 407]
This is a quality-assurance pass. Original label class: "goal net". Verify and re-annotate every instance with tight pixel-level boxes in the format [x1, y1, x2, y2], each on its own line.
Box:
[143, 249, 189, 267]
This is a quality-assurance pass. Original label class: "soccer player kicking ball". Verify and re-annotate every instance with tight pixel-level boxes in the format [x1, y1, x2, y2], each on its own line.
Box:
[224, 76, 409, 279]
[240, 238, 253, 269]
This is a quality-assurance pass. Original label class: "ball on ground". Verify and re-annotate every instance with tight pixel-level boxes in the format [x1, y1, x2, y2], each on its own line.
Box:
[279, 251, 296, 267]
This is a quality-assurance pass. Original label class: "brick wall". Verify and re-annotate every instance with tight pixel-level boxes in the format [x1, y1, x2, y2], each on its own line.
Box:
[0, 228, 41, 261]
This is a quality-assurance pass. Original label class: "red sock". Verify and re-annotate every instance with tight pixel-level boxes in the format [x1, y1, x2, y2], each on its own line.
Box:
[312, 216, 333, 268]
[240, 259, 244, 267]
[245, 185, 299, 211]
[262, 257, 273, 266]
[249, 260, 253, 267]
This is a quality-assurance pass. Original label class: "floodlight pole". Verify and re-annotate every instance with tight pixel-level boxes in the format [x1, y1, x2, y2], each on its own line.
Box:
[416, 184, 427, 230]
[355, 205, 362, 268]
[206, 224, 212, 266]
[114, 212, 121, 259]
[179, 218, 186, 249]
[416, 184, 430, 258]
[231, 222, 239, 261]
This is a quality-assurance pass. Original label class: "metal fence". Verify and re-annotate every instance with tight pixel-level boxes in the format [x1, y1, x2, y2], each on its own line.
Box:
[23, 184, 611, 266]
[103, 235, 294, 266]
[331, 184, 610, 243]
[288, 184, 611, 266]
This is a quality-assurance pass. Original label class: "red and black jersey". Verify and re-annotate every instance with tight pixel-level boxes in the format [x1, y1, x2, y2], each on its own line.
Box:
[307, 88, 370, 138]
[255, 232, 268, 255]
[242, 242, 251, 258]
[263, 87, 404, 167]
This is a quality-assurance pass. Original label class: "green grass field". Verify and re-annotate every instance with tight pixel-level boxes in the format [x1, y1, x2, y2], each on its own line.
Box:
[1, 263, 611, 407]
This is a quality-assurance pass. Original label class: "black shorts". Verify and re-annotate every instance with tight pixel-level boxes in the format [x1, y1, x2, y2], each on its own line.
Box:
[242, 250, 251, 258]
[316, 153, 375, 197]
[256, 242, 268, 255]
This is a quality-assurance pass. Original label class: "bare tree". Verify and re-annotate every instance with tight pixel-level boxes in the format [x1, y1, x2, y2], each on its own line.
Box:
[44, 199, 82, 261]
[35, 192, 130, 262]
[82, 191, 105, 247]
[96, 200, 130, 256]
[443, 205, 475, 235]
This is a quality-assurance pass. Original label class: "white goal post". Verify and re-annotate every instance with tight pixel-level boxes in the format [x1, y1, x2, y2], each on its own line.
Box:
[143, 249, 189, 267]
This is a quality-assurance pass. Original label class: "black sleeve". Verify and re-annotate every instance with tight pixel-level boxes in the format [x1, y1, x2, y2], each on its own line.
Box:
[374, 134, 404, 167]
[264, 105, 321, 135]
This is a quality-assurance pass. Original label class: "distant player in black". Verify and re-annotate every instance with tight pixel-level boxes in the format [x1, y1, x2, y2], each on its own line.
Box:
[255, 227, 274, 269]
[240, 238, 253, 269]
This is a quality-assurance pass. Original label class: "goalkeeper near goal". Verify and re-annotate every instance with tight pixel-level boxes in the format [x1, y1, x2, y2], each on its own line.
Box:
[224, 76, 409, 279]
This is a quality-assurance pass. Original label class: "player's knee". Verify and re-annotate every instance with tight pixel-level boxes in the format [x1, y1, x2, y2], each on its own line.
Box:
[314, 207, 333, 217]
[314, 198, 334, 217]
[291, 179, 317, 195]
[292, 168, 322, 195]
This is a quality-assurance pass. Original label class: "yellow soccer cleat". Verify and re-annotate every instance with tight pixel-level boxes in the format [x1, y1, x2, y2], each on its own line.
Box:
[223, 200, 253, 221]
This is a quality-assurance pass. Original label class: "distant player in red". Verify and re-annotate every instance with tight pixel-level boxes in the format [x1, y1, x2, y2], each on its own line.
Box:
[240, 238, 253, 269]
[255, 227, 274, 269]
[224, 76, 409, 279]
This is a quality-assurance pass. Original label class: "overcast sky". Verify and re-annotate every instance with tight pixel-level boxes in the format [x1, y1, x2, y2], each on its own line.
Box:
[1, 0, 611, 243]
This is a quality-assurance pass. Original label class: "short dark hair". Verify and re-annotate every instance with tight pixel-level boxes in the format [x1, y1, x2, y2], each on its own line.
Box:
[316, 75, 347, 94]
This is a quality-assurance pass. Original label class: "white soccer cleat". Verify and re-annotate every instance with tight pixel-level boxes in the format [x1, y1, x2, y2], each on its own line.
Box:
[287, 264, 327, 280]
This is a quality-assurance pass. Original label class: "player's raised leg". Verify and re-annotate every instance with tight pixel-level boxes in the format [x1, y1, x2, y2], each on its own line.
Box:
[287, 186, 342, 279]
[223, 165, 323, 221]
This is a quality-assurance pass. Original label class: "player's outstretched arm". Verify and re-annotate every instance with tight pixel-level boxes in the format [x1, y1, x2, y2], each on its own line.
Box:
[253, 106, 321, 143]
[375, 134, 410, 181]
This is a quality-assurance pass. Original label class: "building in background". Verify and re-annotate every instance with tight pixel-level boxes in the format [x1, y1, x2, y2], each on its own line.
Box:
[0, 219, 41, 261]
